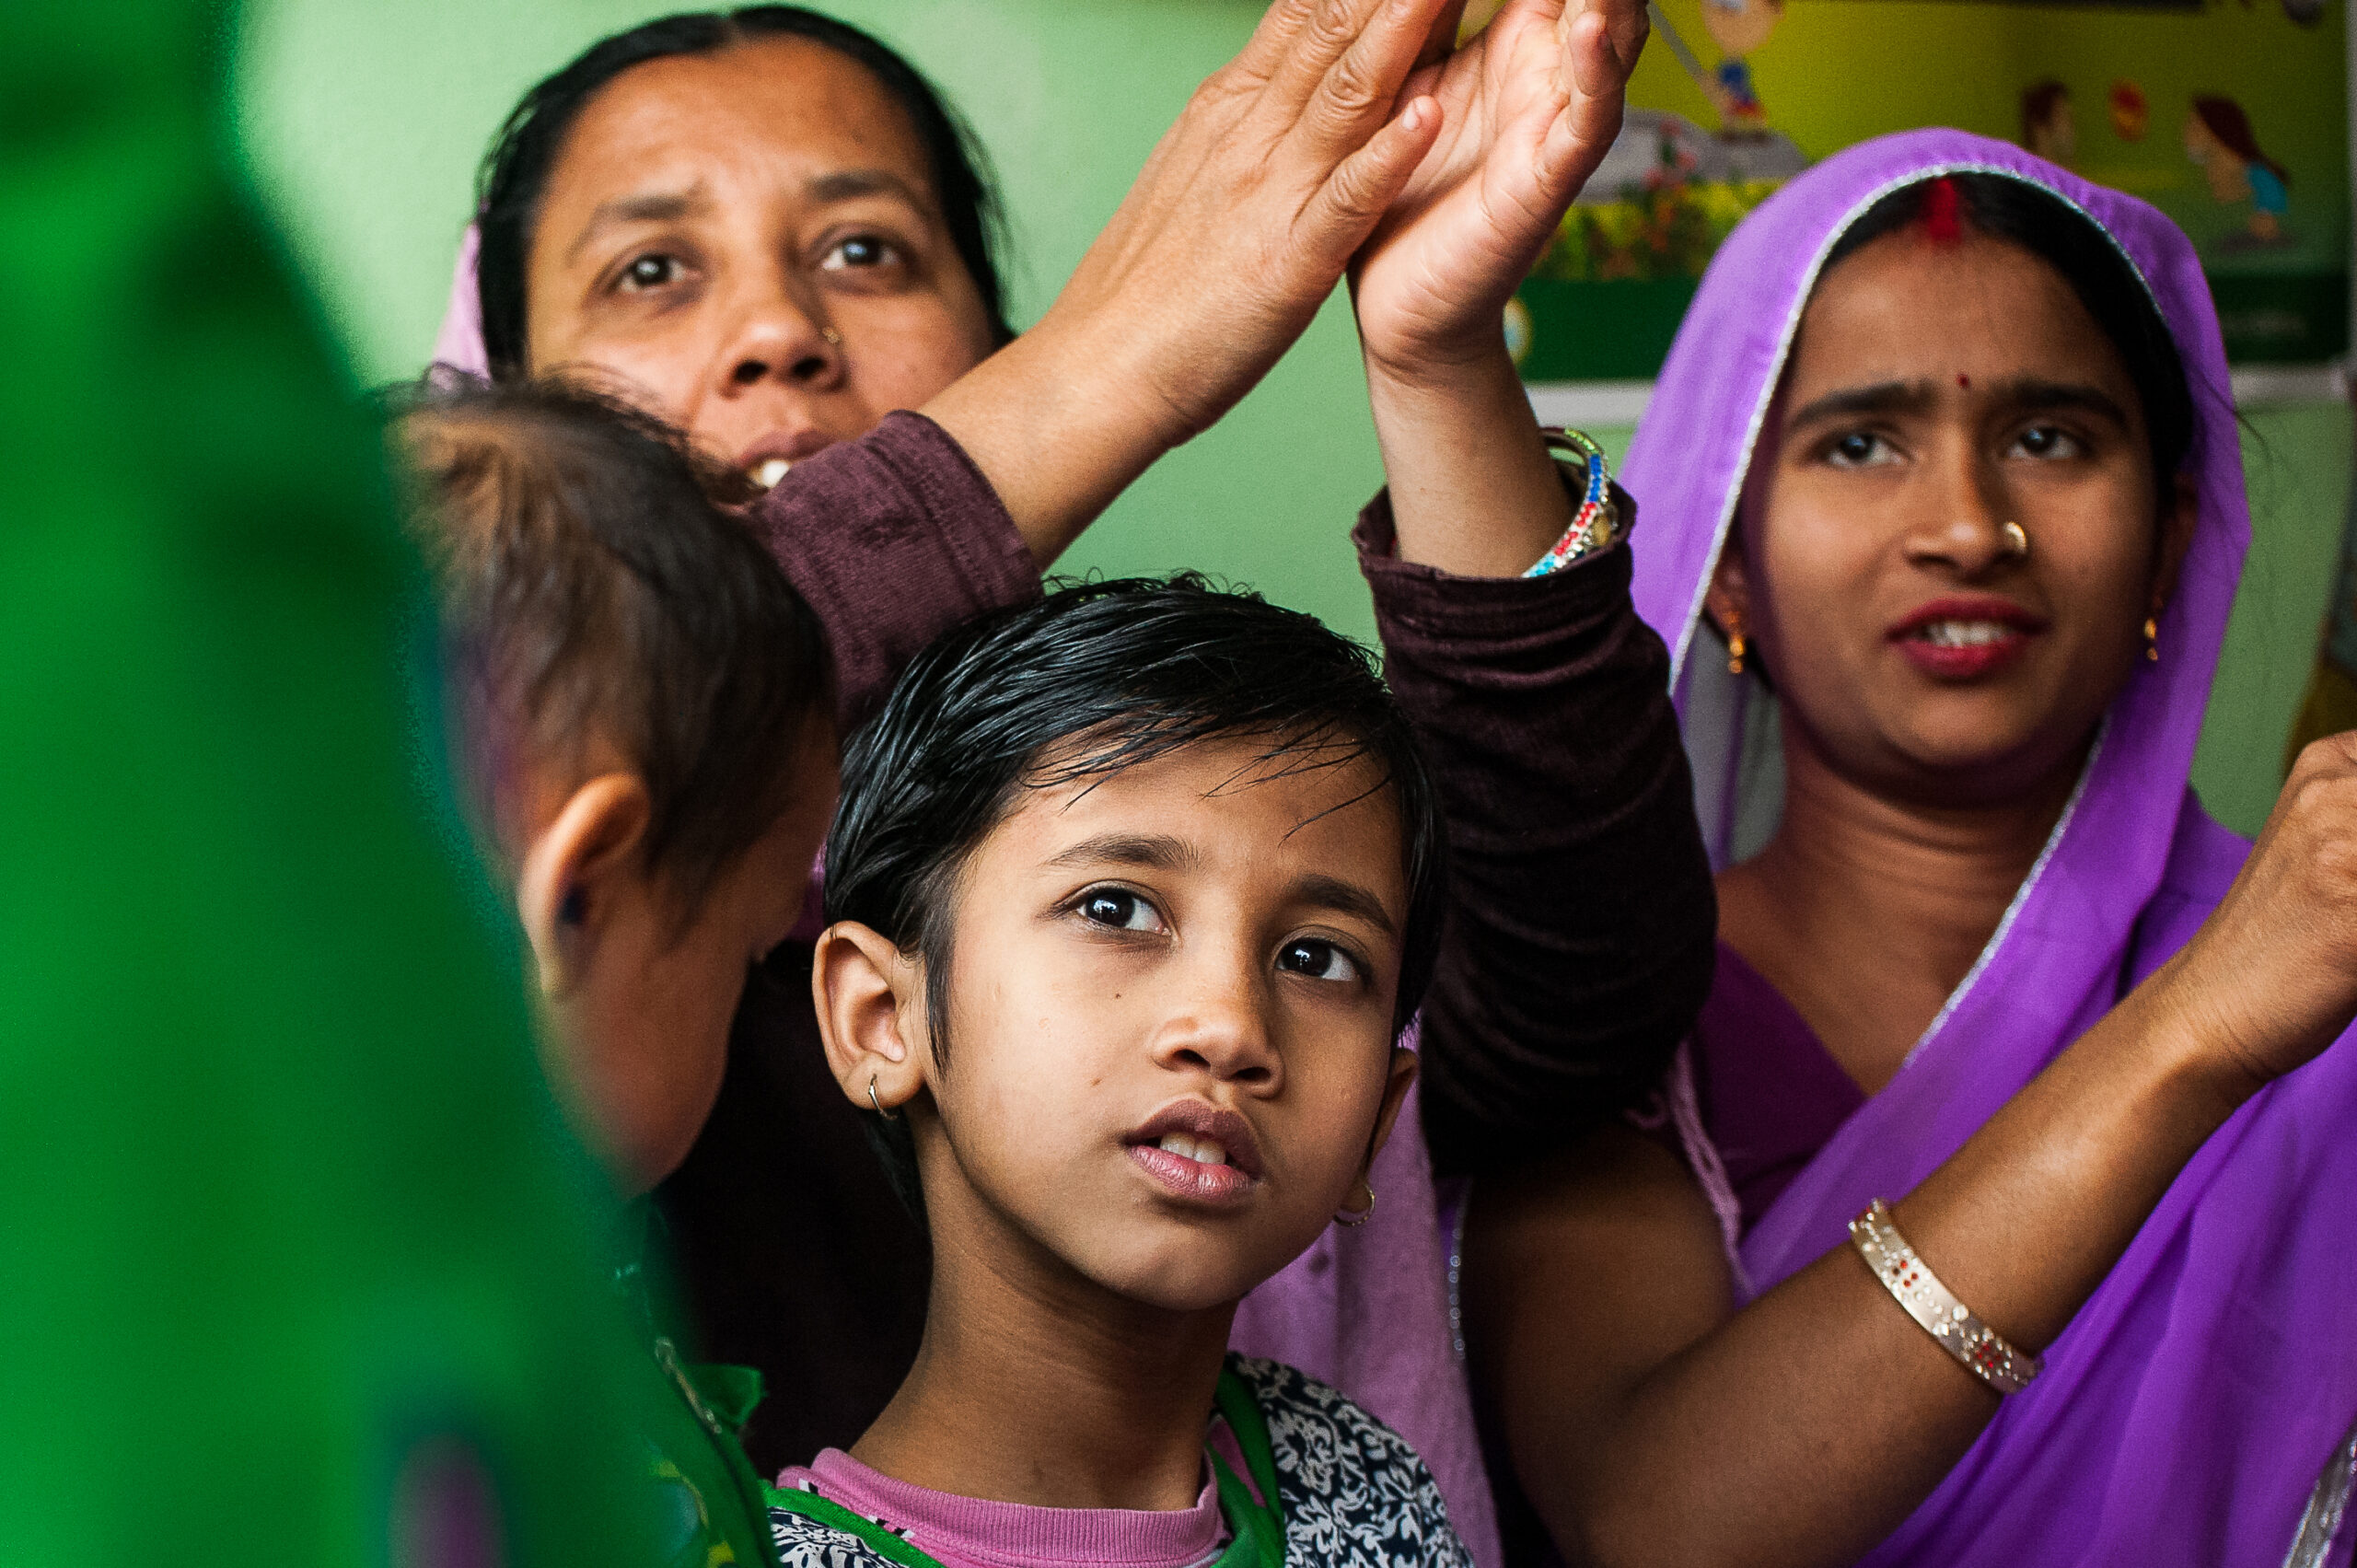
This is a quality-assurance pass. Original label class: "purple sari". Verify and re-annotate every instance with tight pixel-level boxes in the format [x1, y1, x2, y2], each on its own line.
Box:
[1625, 128, 2357, 1566]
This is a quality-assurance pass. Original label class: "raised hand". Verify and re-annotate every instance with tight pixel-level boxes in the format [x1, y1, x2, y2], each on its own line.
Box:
[1353, 0, 1649, 379]
[924, 0, 1458, 563]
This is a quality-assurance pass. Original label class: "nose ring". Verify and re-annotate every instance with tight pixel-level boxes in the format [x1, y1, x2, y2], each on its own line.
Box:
[2000, 521, 2030, 560]
[821, 326, 843, 347]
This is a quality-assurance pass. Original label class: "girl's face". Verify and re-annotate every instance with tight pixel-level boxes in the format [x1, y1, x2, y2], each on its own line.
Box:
[899, 734, 1417, 1314]
[1715, 226, 2195, 807]
[524, 38, 999, 484]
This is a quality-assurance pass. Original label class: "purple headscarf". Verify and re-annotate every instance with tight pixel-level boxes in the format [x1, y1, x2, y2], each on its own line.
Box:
[1625, 128, 2357, 1565]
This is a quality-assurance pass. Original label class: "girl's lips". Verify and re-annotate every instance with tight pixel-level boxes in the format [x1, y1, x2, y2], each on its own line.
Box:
[1886, 597, 2048, 682]
[1127, 1143, 1257, 1207]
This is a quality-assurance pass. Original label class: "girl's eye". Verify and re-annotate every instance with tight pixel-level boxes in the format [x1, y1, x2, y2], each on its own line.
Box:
[820, 234, 900, 272]
[1276, 938, 1360, 984]
[616, 253, 682, 293]
[2011, 424, 2084, 460]
[1077, 888, 1164, 934]
[1824, 430, 1899, 469]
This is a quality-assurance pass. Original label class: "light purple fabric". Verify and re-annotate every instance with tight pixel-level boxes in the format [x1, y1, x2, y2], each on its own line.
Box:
[1624, 128, 2357, 1566]
[425, 225, 1499, 1567]
[432, 226, 489, 377]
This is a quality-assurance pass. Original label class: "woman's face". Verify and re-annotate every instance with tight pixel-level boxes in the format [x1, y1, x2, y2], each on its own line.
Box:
[525, 38, 1000, 483]
[1717, 226, 2195, 807]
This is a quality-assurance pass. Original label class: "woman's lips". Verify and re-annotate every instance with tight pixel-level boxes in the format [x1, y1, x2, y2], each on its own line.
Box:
[1887, 598, 2049, 681]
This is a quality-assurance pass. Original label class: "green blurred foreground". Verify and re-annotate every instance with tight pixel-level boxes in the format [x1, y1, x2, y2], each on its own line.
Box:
[0, 3, 662, 1562]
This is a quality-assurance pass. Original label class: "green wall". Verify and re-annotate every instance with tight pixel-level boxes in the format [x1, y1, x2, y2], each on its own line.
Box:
[233, 0, 2350, 838]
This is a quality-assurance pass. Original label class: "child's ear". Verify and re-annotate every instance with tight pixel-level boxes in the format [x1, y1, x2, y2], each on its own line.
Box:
[515, 772, 653, 996]
[811, 921, 928, 1117]
[1362, 1047, 1422, 1169]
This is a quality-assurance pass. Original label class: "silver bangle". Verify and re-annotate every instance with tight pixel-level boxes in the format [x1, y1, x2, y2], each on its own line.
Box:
[1850, 1199, 2042, 1396]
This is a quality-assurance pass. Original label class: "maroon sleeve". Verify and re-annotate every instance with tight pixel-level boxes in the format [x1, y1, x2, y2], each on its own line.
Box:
[1358, 484, 1717, 1178]
[748, 411, 1041, 732]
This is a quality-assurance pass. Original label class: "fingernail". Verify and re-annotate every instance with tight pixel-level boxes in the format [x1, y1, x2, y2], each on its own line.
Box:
[1402, 99, 1426, 130]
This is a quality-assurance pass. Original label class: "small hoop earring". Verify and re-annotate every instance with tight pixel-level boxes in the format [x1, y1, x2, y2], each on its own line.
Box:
[1333, 1180, 1376, 1228]
[1726, 631, 1747, 677]
[2001, 520, 2030, 560]
[2143, 615, 2161, 663]
[867, 1074, 900, 1121]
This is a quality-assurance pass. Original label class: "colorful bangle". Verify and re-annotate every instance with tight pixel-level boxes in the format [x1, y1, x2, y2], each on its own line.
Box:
[1850, 1199, 2042, 1396]
[1523, 427, 1622, 577]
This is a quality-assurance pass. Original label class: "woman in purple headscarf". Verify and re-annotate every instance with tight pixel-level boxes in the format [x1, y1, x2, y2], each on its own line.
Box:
[1456, 130, 2357, 1567]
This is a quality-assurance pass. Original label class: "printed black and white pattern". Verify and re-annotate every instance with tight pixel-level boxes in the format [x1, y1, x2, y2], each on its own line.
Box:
[769, 1353, 1473, 1568]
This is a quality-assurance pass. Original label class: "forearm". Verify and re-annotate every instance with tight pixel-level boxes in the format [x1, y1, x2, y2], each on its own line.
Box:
[1485, 970, 2258, 1568]
[1364, 341, 1570, 576]
[1359, 505, 1714, 1176]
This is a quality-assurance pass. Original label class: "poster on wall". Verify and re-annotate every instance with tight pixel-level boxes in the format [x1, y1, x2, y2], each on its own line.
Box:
[1493, 0, 2349, 377]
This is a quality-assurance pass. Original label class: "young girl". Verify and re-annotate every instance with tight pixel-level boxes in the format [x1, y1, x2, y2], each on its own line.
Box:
[791, 576, 1479, 1567]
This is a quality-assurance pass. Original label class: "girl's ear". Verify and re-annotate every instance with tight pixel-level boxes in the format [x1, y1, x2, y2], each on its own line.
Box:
[2152, 471, 2200, 619]
[515, 772, 652, 997]
[812, 921, 928, 1115]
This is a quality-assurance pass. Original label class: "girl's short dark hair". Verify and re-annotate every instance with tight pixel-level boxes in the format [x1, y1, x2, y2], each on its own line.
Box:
[825, 575, 1447, 1213]
[398, 376, 825, 917]
[473, 6, 1012, 380]
[1823, 171, 2199, 495]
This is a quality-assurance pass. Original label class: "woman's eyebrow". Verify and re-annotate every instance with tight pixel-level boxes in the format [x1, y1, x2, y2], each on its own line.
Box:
[1786, 379, 1936, 428]
[806, 168, 928, 206]
[1991, 377, 2131, 425]
[564, 185, 709, 263]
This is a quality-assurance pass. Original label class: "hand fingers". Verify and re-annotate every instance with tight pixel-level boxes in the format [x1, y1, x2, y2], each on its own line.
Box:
[1417, 0, 1473, 67]
[1294, 0, 1459, 161]
[1542, 2, 1643, 183]
[1303, 95, 1446, 270]
[1228, 0, 1329, 87]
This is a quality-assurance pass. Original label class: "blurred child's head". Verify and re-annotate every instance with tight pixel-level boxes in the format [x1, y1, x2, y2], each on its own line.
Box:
[814, 576, 1443, 1312]
[399, 377, 832, 1193]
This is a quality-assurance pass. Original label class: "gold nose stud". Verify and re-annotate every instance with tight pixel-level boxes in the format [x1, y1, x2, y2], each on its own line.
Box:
[2000, 521, 2030, 560]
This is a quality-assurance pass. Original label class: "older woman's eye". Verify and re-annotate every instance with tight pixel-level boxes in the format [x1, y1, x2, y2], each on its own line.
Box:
[820, 234, 900, 272]
[1276, 938, 1361, 984]
[2012, 424, 2084, 460]
[1824, 430, 1898, 469]
[1076, 888, 1164, 934]
[615, 253, 682, 293]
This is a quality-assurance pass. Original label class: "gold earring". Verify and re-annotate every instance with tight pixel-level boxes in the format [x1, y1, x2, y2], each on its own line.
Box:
[2143, 616, 2161, 663]
[867, 1074, 900, 1121]
[1333, 1180, 1376, 1227]
[1727, 631, 1747, 677]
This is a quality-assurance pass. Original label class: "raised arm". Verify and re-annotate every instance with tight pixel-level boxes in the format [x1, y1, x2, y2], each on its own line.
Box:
[1343, 0, 1713, 1170]
[923, 0, 1469, 566]
[1466, 737, 2357, 1568]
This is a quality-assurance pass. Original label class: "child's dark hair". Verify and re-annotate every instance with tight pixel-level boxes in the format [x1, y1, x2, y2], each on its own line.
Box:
[473, 6, 1012, 380]
[825, 575, 1446, 1209]
[397, 376, 825, 915]
[1824, 171, 2198, 494]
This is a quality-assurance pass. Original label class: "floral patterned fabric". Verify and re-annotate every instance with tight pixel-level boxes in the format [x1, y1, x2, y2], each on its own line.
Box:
[768, 1355, 1471, 1568]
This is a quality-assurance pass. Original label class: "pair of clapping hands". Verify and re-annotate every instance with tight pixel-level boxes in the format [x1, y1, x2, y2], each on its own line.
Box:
[925, 0, 1649, 561]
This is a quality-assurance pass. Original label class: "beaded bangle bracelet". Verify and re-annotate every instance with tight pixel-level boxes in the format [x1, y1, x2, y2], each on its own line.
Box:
[1850, 1199, 2042, 1395]
[1524, 428, 1622, 577]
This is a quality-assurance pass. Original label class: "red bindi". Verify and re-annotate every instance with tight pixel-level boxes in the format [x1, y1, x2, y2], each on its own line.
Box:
[1957, 374, 1970, 389]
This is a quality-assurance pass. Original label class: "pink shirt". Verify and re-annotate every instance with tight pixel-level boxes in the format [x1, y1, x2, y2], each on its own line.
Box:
[775, 1428, 1258, 1568]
